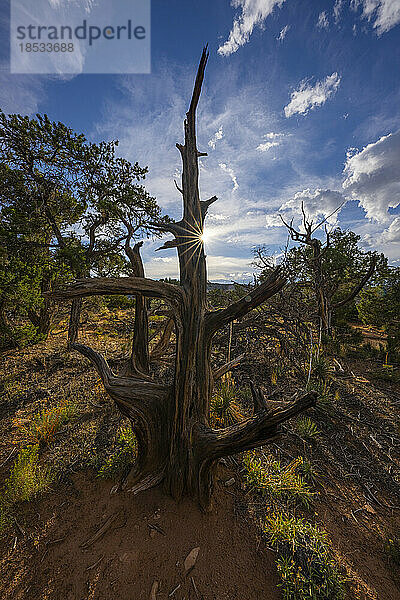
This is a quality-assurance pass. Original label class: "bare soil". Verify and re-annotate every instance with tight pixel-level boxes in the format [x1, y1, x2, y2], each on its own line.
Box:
[1, 312, 400, 599]
[0, 473, 281, 600]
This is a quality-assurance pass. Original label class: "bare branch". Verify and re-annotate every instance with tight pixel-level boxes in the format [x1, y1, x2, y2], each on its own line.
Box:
[249, 381, 272, 413]
[332, 255, 377, 309]
[125, 240, 145, 276]
[188, 45, 209, 118]
[196, 391, 317, 459]
[87, 214, 108, 257]
[49, 277, 185, 307]
[200, 196, 218, 220]
[71, 343, 169, 403]
[205, 268, 286, 336]
[150, 318, 175, 361]
[155, 239, 179, 251]
[71, 343, 114, 385]
[174, 180, 183, 195]
[213, 354, 244, 381]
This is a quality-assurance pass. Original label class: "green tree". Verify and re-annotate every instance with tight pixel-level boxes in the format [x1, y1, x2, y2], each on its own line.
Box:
[278, 212, 381, 334]
[0, 111, 166, 349]
[357, 266, 400, 357]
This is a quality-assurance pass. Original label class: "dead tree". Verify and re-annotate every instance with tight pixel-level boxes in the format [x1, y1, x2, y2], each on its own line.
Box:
[281, 204, 377, 335]
[50, 48, 316, 509]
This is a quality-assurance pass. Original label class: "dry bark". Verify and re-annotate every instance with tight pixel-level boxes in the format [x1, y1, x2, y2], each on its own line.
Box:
[50, 48, 316, 509]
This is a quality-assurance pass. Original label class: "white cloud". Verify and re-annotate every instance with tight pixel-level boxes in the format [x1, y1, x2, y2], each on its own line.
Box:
[265, 214, 283, 227]
[265, 132, 284, 139]
[218, 0, 286, 56]
[379, 216, 400, 244]
[208, 126, 224, 149]
[277, 24, 290, 41]
[207, 213, 230, 222]
[279, 188, 346, 224]
[317, 11, 329, 29]
[354, 0, 400, 35]
[257, 131, 285, 151]
[284, 73, 341, 118]
[333, 0, 344, 22]
[257, 141, 280, 151]
[342, 130, 400, 222]
[0, 66, 45, 114]
[95, 60, 348, 279]
[219, 162, 239, 191]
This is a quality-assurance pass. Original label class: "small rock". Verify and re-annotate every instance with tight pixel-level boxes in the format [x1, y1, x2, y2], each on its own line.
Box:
[184, 547, 200, 572]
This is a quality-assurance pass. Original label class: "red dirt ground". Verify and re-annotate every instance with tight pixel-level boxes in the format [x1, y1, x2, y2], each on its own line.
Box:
[0, 473, 282, 600]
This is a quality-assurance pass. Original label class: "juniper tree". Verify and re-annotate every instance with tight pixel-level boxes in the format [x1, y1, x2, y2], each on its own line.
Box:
[0, 111, 164, 352]
[51, 48, 316, 509]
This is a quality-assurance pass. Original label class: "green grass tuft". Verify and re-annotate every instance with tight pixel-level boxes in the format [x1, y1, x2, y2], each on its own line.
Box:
[210, 379, 244, 428]
[17, 399, 77, 448]
[0, 445, 54, 533]
[243, 453, 315, 508]
[97, 425, 137, 479]
[295, 417, 321, 440]
[264, 514, 346, 600]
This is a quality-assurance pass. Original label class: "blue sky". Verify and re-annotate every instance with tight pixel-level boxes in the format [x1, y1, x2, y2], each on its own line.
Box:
[1, 0, 400, 281]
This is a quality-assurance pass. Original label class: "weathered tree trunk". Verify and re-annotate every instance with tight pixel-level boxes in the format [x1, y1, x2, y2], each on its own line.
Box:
[50, 48, 317, 509]
[68, 298, 82, 345]
[310, 239, 330, 335]
[27, 275, 52, 338]
[122, 240, 150, 378]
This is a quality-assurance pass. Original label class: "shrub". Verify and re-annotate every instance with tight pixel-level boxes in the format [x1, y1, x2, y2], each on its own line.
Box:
[0, 445, 53, 532]
[210, 379, 243, 428]
[243, 453, 314, 508]
[264, 514, 345, 600]
[299, 458, 319, 483]
[296, 418, 320, 440]
[310, 381, 333, 414]
[311, 355, 334, 383]
[97, 425, 137, 479]
[5, 445, 53, 503]
[104, 295, 135, 310]
[17, 399, 77, 447]
[384, 533, 400, 566]
[0, 322, 43, 351]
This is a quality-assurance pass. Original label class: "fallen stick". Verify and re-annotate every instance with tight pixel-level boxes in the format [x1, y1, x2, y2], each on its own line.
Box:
[86, 555, 104, 571]
[80, 512, 121, 549]
[0, 447, 17, 468]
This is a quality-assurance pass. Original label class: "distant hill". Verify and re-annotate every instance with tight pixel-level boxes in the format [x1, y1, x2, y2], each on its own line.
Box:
[207, 282, 235, 291]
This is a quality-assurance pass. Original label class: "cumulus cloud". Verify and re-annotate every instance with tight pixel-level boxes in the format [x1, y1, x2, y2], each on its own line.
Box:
[379, 216, 400, 244]
[280, 188, 345, 224]
[342, 130, 400, 222]
[277, 24, 290, 41]
[265, 214, 283, 227]
[317, 11, 329, 29]
[208, 126, 224, 149]
[354, 0, 400, 35]
[218, 0, 286, 56]
[284, 73, 341, 118]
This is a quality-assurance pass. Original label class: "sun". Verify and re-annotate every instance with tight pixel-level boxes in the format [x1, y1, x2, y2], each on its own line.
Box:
[200, 230, 211, 244]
